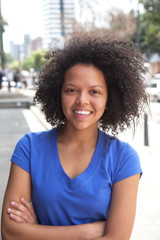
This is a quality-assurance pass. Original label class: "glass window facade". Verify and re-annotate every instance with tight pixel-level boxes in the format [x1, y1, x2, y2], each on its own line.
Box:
[43, 0, 75, 49]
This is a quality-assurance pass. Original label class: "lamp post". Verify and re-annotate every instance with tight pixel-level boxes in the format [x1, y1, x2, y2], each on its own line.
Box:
[0, 0, 4, 69]
[0, 0, 2, 68]
[135, 0, 149, 146]
[136, 0, 140, 46]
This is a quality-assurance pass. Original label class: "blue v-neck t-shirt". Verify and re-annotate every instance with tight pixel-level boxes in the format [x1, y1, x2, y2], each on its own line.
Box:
[10, 128, 142, 226]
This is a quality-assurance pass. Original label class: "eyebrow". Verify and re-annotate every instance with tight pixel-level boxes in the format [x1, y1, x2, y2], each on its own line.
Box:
[63, 83, 104, 88]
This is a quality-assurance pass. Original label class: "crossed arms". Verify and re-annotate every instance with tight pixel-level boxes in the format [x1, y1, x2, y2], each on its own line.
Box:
[1, 163, 140, 240]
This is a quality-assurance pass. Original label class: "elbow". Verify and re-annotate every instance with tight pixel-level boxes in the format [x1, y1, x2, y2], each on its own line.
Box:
[1, 225, 14, 240]
[1, 225, 10, 240]
[1, 226, 21, 240]
[1, 211, 14, 240]
[1, 220, 20, 240]
[1, 232, 9, 240]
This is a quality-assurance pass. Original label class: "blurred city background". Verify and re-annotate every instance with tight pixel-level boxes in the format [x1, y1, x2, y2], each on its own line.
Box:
[0, 0, 160, 239]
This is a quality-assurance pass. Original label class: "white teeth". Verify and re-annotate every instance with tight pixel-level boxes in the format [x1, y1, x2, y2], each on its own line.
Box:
[74, 110, 91, 115]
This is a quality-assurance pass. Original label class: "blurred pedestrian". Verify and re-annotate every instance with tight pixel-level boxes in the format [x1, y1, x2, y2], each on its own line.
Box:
[2, 31, 148, 240]
[13, 69, 20, 88]
[0, 68, 3, 90]
[22, 77, 28, 89]
[7, 70, 13, 92]
[32, 73, 37, 89]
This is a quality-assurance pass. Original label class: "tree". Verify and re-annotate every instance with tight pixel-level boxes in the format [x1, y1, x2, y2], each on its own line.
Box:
[138, 17, 160, 54]
[72, 7, 137, 42]
[0, 14, 8, 68]
[106, 9, 136, 41]
[9, 60, 20, 70]
[22, 51, 46, 71]
[140, 0, 160, 24]
[3, 52, 13, 68]
[78, 0, 98, 28]
[136, 0, 160, 54]
[32, 51, 46, 71]
[22, 56, 34, 71]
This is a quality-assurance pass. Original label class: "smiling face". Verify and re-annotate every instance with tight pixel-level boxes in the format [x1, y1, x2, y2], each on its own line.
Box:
[61, 63, 108, 132]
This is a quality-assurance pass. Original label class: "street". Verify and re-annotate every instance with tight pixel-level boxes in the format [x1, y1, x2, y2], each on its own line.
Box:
[0, 100, 160, 240]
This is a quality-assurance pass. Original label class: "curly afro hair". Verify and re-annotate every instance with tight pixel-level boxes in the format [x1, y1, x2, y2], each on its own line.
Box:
[34, 31, 148, 136]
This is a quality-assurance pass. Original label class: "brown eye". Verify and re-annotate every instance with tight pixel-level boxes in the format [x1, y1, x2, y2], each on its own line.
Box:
[66, 89, 76, 93]
[91, 90, 100, 94]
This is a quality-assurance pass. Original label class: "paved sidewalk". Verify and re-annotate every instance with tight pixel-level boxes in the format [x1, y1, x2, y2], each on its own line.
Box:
[118, 104, 160, 240]
[0, 90, 46, 239]
[0, 89, 160, 239]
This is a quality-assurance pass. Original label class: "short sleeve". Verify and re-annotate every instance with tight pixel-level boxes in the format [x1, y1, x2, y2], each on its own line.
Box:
[113, 143, 142, 183]
[10, 134, 31, 173]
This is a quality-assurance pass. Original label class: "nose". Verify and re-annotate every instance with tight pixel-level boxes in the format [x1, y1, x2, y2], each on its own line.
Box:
[75, 91, 89, 105]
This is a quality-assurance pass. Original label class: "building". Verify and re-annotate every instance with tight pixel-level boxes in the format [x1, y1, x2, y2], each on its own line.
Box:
[9, 35, 43, 62]
[9, 41, 21, 60]
[43, 0, 75, 49]
[148, 54, 160, 76]
[23, 34, 31, 59]
[31, 37, 43, 52]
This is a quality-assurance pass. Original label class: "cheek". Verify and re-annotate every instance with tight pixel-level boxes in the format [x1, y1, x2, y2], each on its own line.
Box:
[61, 95, 74, 111]
[93, 97, 107, 110]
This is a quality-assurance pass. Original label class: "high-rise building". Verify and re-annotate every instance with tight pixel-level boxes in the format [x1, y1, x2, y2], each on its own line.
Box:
[31, 37, 43, 52]
[23, 34, 31, 59]
[43, 0, 75, 49]
[10, 41, 21, 60]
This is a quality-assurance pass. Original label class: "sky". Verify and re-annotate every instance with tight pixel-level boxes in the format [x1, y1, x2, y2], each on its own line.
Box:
[2, 0, 139, 52]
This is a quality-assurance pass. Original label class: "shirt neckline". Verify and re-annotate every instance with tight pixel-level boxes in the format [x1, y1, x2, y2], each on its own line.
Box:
[51, 128, 105, 190]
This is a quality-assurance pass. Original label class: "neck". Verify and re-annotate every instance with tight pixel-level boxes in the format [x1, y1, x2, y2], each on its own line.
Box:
[58, 124, 99, 147]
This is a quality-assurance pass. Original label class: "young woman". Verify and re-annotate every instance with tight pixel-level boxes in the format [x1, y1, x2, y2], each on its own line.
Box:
[1, 32, 148, 240]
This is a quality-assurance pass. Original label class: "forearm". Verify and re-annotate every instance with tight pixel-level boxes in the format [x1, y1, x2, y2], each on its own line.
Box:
[2, 221, 89, 240]
[93, 237, 129, 240]
[2, 199, 105, 240]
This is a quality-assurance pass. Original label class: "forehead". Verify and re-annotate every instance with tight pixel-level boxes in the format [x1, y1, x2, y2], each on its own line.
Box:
[64, 63, 107, 86]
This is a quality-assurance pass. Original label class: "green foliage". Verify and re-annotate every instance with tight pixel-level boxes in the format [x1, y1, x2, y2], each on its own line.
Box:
[22, 56, 34, 71]
[140, 0, 160, 24]
[3, 52, 14, 67]
[32, 51, 46, 71]
[9, 60, 20, 70]
[22, 50, 46, 71]
[132, 0, 160, 54]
